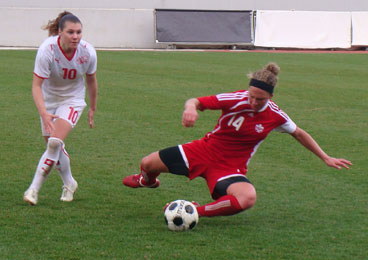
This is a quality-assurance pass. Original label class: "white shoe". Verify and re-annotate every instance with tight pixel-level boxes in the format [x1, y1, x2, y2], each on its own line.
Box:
[60, 180, 78, 202]
[24, 188, 38, 205]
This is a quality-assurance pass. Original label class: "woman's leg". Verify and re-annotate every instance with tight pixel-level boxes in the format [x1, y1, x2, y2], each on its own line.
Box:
[196, 178, 257, 217]
[51, 119, 78, 201]
[24, 119, 72, 205]
[122, 151, 168, 188]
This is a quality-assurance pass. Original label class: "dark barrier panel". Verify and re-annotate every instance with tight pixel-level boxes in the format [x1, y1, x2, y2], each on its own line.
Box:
[155, 9, 253, 44]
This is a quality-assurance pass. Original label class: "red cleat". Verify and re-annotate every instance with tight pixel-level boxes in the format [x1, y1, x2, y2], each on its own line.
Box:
[122, 174, 160, 188]
[191, 201, 201, 217]
[163, 202, 170, 212]
[191, 201, 200, 208]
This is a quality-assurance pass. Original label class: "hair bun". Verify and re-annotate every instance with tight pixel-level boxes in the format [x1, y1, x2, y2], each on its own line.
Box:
[265, 63, 280, 76]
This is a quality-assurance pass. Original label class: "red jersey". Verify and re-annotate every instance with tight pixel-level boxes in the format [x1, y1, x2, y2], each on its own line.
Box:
[196, 90, 296, 170]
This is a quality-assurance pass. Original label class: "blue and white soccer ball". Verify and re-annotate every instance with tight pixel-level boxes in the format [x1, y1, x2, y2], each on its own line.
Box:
[164, 200, 199, 231]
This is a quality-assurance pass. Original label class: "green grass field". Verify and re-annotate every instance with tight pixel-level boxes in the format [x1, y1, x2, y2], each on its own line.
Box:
[0, 50, 367, 260]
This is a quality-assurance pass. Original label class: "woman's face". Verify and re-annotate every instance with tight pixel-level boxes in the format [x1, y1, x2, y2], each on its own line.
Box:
[59, 21, 82, 51]
[248, 86, 273, 111]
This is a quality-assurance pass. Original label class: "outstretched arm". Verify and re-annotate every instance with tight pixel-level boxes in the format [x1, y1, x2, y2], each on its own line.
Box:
[290, 127, 352, 169]
[182, 98, 202, 127]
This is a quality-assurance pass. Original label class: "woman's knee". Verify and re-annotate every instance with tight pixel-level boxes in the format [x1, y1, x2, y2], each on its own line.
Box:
[141, 155, 154, 171]
[140, 152, 167, 173]
[239, 189, 257, 209]
[228, 182, 257, 210]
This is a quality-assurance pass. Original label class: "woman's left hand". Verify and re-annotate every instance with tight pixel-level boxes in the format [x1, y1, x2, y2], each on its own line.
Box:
[324, 157, 352, 169]
[88, 108, 95, 128]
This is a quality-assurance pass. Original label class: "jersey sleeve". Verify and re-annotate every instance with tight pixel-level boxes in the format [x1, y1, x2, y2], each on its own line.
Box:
[197, 95, 221, 110]
[198, 91, 248, 111]
[274, 116, 297, 133]
[33, 45, 52, 79]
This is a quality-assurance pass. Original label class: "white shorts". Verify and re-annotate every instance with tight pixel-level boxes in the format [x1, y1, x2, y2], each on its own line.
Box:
[41, 103, 86, 136]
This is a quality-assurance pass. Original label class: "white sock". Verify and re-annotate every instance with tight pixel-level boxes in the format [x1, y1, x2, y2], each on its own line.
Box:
[56, 146, 76, 187]
[28, 137, 63, 191]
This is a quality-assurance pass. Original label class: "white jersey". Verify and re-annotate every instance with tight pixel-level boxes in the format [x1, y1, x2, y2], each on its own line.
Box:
[34, 36, 97, 108]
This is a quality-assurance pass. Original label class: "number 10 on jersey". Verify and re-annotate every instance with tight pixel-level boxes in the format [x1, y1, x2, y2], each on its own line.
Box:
[62, 68, 77, 80]
[68, 107, 79, 124]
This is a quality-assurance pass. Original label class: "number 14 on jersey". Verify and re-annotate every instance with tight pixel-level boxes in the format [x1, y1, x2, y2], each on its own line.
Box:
[228, 115, 245, 131]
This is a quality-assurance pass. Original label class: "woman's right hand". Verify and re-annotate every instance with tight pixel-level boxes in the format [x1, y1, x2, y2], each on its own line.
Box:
[182, 98, 201, 127]
[41, 112, 59, 134]
[32, 75, 59, 134]
[182, 108, 199, 127]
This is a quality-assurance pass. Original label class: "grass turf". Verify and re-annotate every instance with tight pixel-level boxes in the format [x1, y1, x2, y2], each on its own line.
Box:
[0, 50, 367, 259]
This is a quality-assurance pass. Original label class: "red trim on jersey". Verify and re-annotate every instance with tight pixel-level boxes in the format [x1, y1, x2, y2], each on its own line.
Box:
[33, 72, 48, 79]
[57, 36, 77, 61]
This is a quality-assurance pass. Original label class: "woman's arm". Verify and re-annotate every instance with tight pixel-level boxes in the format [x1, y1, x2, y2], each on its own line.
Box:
[32, 74, 59, 134]
[290, 127, 352, 169]
[86, 73, 98, 128]
[182, 98, 202, 127]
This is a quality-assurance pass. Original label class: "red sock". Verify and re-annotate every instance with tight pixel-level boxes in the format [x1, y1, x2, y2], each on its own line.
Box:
[140, 166, 160, 185]
[196, 195, 243, 217]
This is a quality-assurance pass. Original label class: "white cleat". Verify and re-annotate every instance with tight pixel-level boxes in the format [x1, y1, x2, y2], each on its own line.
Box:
[60, 180, 78, 202]
[24, 189, 38, 206]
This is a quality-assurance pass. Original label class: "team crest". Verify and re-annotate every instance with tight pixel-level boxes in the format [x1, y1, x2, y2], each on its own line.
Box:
[77, 56, 88, 64]
[255, 124, 264, 133]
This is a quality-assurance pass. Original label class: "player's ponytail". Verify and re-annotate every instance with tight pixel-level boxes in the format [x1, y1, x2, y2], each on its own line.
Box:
[265, 62, 280, 77]
[42, 11, 81, 36]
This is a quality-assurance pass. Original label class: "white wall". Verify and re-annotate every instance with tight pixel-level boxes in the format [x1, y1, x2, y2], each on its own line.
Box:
[254, 11, 352, 49]
[1, 0, 368, 48]
[352, 12, 368, 45]
[2, 0, 368, 11]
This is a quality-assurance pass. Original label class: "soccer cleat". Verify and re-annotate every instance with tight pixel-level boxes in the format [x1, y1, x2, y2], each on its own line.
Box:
[24, 188, 38, 206]
[163, 202, 170, 212]
[191, 201, 201, 217]
[122, 174, 160, 188]
[191, 201, 200, 208]
[60, 180, 78, 202]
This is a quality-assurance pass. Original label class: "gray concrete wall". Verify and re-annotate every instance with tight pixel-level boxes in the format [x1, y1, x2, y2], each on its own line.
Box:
[1, 0, 368, 48]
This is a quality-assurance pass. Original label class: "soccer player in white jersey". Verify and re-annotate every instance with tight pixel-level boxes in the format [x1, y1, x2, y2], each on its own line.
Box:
[23, 11, 98, 205]
[123, 63, 351, 217]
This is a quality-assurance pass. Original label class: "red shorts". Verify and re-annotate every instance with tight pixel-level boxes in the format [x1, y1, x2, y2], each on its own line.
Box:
[180, 139, 248, 195]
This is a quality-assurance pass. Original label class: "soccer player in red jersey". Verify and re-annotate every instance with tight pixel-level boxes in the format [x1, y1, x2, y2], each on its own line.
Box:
[123, 62, 351, 217]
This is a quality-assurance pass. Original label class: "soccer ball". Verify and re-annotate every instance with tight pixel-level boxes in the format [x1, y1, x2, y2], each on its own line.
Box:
[164, 200, 199, 231]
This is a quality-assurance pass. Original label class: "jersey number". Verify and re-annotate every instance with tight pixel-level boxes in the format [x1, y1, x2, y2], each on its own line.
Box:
[62, 68, 77, 80]
[228, 115, 245, 131]
[68, 107, 79, 124]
